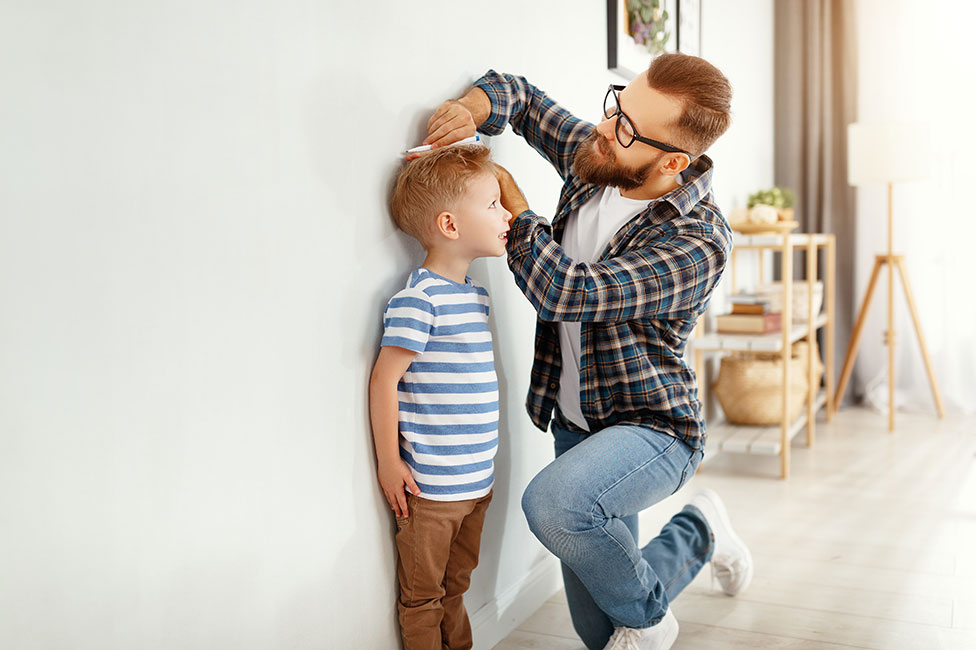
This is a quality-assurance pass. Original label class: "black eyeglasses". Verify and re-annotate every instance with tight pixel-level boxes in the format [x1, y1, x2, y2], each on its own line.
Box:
[603, 84, 688, 155]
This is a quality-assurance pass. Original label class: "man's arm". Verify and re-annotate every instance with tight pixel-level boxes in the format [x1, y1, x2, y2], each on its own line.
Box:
[506, 208, 730, 323]
[418, 71, 593, 182]
[492, 164, 727, 323]
[369, 345, 422, 518]
[493, 163, 530, 217]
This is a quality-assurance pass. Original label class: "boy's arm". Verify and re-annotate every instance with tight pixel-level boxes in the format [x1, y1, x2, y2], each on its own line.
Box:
[422, 70, 593, 182]
[369, 345, 422, 518]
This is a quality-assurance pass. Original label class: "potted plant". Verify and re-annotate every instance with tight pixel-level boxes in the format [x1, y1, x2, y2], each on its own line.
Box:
[747, 186, 796, 223]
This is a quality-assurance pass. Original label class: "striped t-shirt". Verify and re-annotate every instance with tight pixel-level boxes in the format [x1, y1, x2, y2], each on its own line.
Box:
[380, 267, 498, 502]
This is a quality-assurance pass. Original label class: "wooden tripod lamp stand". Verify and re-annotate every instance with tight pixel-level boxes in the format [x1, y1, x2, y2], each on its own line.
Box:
[834, 122, 945, 431]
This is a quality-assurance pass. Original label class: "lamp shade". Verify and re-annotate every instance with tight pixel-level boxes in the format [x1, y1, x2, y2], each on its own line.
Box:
[847, 121, 930, 186]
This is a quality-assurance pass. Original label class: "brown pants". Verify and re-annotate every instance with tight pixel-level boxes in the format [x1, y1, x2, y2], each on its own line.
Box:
[395, 491, 492, 650]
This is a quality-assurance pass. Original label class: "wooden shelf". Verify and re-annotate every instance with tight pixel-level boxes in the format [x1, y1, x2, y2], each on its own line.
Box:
[731, 220, 799, 235]
[704, 391, 827, 459]
[733, 232, 833, 247]
[693, 232, 836, 479]
[693, 313, 827, 353]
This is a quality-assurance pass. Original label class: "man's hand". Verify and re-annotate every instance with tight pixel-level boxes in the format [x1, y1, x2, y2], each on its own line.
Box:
[406, 88, 491, 161]
[424, 100, 477, 147]
[378, 456, 422, 518]
[493, 163, 530, 217]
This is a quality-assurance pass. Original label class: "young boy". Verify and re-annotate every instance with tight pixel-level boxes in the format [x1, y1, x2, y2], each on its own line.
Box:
[369, 144, 512, 650]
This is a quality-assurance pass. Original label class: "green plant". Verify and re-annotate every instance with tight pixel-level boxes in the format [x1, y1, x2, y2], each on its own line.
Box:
[747, 186, 795, 209]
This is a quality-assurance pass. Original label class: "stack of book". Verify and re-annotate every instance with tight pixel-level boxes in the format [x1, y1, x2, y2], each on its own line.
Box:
[717, 293, 782, 334]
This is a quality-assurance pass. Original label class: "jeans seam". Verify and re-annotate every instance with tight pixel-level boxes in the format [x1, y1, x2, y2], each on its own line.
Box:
[671, 450, 700, 496]
[663, 537, 712, 591]
[403, 496, 420, 607]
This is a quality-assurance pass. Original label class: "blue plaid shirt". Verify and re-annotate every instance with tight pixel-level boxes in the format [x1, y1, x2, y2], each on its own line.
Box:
[474, 70, 732, 451]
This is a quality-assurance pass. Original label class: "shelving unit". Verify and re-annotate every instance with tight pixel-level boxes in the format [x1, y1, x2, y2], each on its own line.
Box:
[692, 229, 836, 479]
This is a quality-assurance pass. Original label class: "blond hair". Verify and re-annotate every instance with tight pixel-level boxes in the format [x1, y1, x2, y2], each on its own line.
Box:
[646, 53, 733, 158]
[390, 145, 494, 245]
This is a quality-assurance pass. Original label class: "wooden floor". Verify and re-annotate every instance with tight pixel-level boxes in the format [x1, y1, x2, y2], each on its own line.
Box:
[492, 408, 976, 650]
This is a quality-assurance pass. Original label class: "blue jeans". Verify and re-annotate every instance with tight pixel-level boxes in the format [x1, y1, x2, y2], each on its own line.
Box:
[521, 422, 713, 650]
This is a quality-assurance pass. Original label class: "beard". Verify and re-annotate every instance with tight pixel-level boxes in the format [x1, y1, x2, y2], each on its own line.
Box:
[573, 131, 664, 191]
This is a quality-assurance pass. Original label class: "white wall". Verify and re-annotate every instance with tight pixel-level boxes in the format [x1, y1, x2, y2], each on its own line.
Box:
[852, 0, 976, 414]
[0, 1, 773, 648]
[702, 1, 775, 218]
[697, 0, 775, 323]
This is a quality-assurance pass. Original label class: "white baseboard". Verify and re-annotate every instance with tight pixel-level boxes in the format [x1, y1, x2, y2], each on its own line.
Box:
[470, 556, 563, 649]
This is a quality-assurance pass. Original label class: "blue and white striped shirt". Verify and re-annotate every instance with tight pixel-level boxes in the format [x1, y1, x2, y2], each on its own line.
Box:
[380, 267, 498, 502]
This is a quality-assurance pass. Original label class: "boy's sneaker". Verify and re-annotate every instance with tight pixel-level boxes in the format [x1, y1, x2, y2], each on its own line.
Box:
[687, 488, 753, 596]
[603, 609, 678, 650]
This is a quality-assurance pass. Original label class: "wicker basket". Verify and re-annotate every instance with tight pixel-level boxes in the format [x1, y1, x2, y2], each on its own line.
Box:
[712, 340, 824, 426]
[791, 340, 824, 390]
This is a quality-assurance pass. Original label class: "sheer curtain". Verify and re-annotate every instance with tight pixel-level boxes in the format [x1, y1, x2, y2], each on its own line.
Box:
[852, 0, 976, 415]
[773, 0, 857, 395]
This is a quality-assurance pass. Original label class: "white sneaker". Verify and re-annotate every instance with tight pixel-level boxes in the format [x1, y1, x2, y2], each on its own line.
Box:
[687, 488, 753, 596]
[603, 609, 678, 650]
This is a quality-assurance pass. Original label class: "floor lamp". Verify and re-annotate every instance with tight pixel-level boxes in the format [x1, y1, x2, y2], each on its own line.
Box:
[834, 122, 945, 431]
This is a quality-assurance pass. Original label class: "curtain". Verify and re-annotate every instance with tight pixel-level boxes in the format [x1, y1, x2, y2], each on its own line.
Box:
[773, 0, 858, 402]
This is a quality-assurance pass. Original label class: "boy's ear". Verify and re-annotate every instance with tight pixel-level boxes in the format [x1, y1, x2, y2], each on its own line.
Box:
[434, 211, 460, 240]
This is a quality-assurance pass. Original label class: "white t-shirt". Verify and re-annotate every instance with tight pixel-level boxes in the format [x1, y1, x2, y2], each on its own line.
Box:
[556, 186, 656, 431]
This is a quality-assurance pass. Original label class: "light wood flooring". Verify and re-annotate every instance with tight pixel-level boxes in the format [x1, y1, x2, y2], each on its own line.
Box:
[492, 407, 976, 650]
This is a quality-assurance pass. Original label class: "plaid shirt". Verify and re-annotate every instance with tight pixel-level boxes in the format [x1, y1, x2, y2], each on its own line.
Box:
[474, 70, 732, 451]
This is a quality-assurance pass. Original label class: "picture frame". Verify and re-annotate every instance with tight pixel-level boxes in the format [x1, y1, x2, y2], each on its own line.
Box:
[607, 0, 677, 80]
[676, 0, 701, 56]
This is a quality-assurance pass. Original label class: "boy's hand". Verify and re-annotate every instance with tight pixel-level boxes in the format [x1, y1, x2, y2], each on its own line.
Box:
[378, 457, 422, 518]
[493, 163, 530, 216]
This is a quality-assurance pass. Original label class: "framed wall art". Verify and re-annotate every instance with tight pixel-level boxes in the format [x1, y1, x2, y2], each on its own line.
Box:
[677, 0, 701, 56]
[607, 0, 677, 80]
[607, 0, 702, 79]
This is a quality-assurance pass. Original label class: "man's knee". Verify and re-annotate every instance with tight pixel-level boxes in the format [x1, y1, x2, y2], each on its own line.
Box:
[520, 471, 549, 532]
[521, 468, 587, 554]
[521, 468, 570, 529]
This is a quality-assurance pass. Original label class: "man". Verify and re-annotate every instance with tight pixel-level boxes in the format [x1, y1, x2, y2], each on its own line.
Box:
[416, 53, 752, 650]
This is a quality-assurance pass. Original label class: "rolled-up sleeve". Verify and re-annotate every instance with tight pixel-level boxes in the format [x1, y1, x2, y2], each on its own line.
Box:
[473, 70, 594, 182]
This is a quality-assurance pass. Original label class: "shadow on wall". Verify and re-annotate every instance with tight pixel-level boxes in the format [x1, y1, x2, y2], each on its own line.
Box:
[312, 64, 530, 635]
[308, 68, 424, 365]
[303, 67, 439, 647]
[310, 68, 489, 376]
[466, 257, 512, 611]
[470, 258, 558, 632]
